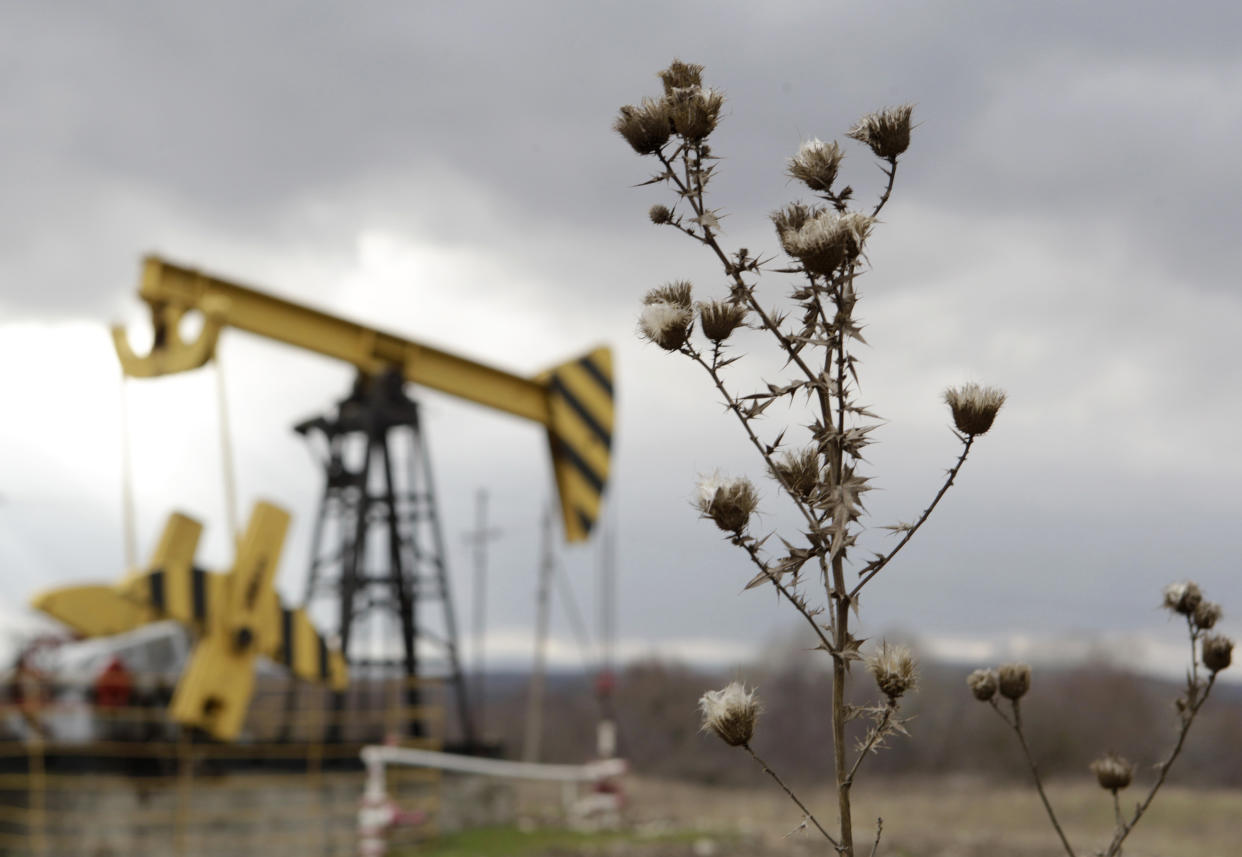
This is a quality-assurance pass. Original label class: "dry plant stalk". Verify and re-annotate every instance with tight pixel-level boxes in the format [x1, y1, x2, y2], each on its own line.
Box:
[616, 59, 1232, 857]
[968, 581, 1233, 857]
[616, 60, 1005, 856]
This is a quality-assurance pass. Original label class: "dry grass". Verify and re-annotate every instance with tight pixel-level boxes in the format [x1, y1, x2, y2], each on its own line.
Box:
[622, 775, 1242, 856]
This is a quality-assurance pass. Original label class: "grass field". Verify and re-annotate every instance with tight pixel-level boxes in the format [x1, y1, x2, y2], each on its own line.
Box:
[404, 775, 1242, 856]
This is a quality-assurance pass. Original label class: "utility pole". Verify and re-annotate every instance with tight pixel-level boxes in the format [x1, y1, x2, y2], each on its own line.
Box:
[463, 489, 501, 738]
[523, 503, 555, 763]
[595, 518, 618, 759]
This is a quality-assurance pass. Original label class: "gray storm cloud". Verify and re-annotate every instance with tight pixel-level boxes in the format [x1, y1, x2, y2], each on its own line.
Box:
[1, 1, 1240, 677]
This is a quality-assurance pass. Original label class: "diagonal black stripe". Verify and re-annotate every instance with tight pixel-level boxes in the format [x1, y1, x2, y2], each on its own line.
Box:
[554, 437, 605, 496]
[317, 635, 329, 680]
[577, 354, 614, 398]
[281, 608, 293, 667]
[550, 374, 611, 449]
[149, 571, 166, 613]
[576, 507, 595, 537]
[191, 567, 207, 622]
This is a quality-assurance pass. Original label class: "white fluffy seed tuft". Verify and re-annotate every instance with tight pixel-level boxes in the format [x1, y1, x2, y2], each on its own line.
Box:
[638, 301, 693, 351]
[698, 681, 761, 746]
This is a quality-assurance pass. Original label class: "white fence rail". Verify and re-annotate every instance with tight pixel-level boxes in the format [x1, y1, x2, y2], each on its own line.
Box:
[358, 747, 626, 856]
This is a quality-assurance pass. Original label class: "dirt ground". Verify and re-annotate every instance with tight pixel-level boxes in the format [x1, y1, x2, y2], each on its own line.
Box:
[604, 774, 1241, 857]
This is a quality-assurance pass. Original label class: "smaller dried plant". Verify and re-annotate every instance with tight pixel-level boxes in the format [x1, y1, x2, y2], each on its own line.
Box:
[967, 582, 1232, 857]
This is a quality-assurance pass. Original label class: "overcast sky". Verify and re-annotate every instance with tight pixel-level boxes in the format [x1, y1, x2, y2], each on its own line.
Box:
[2, 1, 1240, 683]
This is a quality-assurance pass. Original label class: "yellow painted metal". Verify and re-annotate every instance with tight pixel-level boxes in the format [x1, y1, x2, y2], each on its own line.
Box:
[223, 502, 286, 643]
[30, 584, 151, 637]
[30, 502, 347, 741]
[27, 738, 46, 857]
[114, 256, 549, 421]
[538, 346, 614, 542]
[170, 631, 258, 742]
[111, 255, 614, 541]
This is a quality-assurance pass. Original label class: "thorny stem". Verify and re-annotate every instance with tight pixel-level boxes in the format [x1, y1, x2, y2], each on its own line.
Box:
[685, 345, 819, 531]
[989, 699, 1077, 857]
[850, 435, 974, 599]
[868, 818, 883, 857]
[828, 267, 854, 855]
[809, 277, 839, 356]
[687, 344, 838, 657]
[870, 158, 898, 219]
[735, 535, 835, 655]
[743, 743, 842, 851]
[1103, 672, 1217, 857]
[831, 538, 853, 855]
[1186, 614, 1200, 689]
[845, 699, 896, 786]
[656, 150, 822, 388]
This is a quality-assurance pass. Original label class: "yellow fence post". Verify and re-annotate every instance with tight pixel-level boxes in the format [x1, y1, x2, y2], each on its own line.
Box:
[27, 735, 47, 857]
[175, 732, 192, 857]
[309, 717, 326, 856]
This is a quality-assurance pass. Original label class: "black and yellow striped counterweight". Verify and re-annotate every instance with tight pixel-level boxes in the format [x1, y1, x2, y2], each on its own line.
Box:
[543, 347, 614, 542]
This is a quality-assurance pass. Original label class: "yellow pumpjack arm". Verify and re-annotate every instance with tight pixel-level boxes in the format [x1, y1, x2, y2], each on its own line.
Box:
[112, 255, 614, 541]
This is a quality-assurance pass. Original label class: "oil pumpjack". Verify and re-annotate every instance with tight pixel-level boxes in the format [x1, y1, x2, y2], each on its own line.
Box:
[37, 255, 614, 746]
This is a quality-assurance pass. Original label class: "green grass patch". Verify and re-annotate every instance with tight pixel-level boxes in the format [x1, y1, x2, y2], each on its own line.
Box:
[394, 825, 711, 857]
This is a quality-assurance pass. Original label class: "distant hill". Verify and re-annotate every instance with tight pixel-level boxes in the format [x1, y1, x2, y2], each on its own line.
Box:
[463, 653, 1242, 788]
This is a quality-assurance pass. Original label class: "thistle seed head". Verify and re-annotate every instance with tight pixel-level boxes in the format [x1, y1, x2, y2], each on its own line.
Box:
[698, 681, 760, 747]
[698, 300, 747, 342]
[846, 104, 915, 160]
[869, 642, 917, 700]
[788, 138, 844, 193]
[644, 280, 693, 309]
[779, 210, 874, 277]
[658, 59, 704, 95]
[1194, 601, 1223, 630]
[638, 301, 693, 351]
[614, 97, 673, 155]
[668, 86, 725, 142]
[997, 663, 1031, 700]
[696, 473, 759, 534]
[771, 202, 820, 250]
[649, 204, 673, 225]
[1163, 581, 1203, 616]
[943, 383, 1007, 436]
[770, 447, 821, 499]
[1202, 634, 1233, 673]
[1090, 753, 1134, 791]
[966, 668, 999, 702]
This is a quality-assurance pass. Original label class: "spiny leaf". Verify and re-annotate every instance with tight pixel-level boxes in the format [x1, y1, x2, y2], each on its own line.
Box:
[846, 403, 883, 419]
[838, 633, 867, 671]
[764, 429, 787, 455]
[745, 397, 775, 419]
[848, 593, 862, 621]
[635, 170, 675, 187]
[744, 568, 775, 591]
[846, 322, 869, 345]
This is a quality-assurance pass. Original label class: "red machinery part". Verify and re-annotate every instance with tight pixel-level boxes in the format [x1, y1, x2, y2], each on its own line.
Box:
[94, 656, 134, 709]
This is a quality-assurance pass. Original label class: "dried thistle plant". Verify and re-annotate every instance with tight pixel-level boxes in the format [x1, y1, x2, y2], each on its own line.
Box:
[617, 60, 1006, 855]
[968, 582, 1233, 857]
